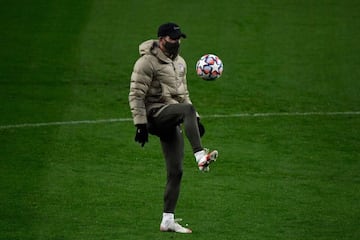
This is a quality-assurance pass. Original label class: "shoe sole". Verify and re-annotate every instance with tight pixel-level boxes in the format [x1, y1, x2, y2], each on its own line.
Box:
[160, 226, 192, 234]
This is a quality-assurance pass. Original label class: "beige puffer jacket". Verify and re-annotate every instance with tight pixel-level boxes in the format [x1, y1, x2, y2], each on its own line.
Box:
[129, 40, 193, 125]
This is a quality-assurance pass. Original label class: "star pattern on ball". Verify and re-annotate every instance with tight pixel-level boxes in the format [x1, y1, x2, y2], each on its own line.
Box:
[211, 60, 221, 73]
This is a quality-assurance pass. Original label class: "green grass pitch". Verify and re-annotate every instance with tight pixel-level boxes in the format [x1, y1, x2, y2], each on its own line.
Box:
[1, 0, 359, 239]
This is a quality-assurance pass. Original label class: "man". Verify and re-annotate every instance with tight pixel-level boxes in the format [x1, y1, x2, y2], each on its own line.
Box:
[128, 22, 218, 234]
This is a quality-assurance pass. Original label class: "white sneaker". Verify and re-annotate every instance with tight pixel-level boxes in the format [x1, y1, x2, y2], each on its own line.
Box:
[160, 218, 192, 233]
[198, 149, 218, 171]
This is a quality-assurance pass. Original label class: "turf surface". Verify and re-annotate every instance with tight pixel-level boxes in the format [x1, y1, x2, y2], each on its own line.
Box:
[1, 0, 359, 239]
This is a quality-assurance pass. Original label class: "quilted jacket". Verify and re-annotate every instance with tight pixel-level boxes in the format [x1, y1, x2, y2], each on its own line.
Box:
[129, 39, 193, 125]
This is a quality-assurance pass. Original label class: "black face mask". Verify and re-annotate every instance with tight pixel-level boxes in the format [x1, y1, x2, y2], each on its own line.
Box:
[164, 40, 180, 59]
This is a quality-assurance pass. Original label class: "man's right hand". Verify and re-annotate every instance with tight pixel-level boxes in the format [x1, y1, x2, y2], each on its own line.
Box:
[134, 124, 148, 147]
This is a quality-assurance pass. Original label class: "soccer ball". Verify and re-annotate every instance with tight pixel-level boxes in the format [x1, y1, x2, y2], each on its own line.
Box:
[196, 54, 223, 80]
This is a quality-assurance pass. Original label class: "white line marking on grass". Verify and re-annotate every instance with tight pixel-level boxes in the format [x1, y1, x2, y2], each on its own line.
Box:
[0, 118, 132, 129]
[204, 111, 360, 118]
[0, 111, 359, 130]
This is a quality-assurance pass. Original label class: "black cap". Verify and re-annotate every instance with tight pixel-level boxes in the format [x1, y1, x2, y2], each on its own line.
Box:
[157, 22, 186, 39]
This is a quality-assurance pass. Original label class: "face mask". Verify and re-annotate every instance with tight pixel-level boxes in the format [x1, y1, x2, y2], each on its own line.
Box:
[164, 40, 180, 58]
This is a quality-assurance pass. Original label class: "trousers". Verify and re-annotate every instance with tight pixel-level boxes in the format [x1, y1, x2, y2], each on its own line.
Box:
[148, 103, 202, 213]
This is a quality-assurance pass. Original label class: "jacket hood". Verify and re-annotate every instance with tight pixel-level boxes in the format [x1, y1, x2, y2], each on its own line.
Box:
[139, 40, 159, 56]
[138, 39, 173, 62]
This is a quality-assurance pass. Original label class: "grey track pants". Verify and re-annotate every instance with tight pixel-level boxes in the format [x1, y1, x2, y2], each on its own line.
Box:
[148, 103, 203, 213]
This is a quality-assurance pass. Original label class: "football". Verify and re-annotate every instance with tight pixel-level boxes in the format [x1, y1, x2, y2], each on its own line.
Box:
[196, 54, 224, 80]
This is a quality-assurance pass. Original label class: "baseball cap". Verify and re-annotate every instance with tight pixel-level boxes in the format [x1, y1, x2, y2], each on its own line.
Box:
[157, 22, 187, 39]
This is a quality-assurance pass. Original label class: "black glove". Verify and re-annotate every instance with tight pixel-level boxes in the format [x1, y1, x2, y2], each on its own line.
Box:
[197, 118, 205, 137]
[135, 124, 148, 147]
